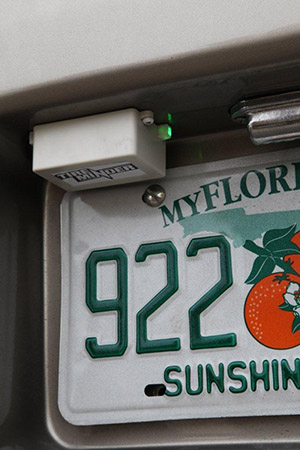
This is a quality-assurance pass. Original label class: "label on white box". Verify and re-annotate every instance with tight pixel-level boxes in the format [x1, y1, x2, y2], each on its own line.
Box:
[53, 161, 145, 187]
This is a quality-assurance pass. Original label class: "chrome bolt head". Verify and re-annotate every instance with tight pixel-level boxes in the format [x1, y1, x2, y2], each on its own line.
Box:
[142, 185, 166, 207]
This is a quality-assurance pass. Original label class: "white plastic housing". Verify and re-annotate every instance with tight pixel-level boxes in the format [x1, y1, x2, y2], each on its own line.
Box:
[32, 109, 165, 191]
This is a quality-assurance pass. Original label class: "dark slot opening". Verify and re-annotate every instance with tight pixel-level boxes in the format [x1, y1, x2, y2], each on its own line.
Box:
[144, 384, 166, 397]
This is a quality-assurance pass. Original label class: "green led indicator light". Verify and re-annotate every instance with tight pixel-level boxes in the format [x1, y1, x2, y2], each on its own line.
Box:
[158, 124, 172, 141]
[167, 113, 173, 124]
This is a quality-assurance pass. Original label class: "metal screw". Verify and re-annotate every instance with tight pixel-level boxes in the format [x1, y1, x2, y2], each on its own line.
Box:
[142, 185, 166, 207]
[140, 110, 154, 126]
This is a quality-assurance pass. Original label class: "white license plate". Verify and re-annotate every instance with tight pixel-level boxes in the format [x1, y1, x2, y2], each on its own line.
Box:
[58, 149, 300, 426]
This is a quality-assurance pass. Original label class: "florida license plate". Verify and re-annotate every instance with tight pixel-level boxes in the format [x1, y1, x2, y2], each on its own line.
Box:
[58, 149, 300, 426]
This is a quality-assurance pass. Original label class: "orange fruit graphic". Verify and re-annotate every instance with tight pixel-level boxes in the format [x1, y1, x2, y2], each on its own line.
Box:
[290, 230, 300, 248]
[244, 273, 300, 349]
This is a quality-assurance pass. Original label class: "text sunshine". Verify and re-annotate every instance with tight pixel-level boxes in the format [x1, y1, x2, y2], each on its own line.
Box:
[164, 358, 300, 396]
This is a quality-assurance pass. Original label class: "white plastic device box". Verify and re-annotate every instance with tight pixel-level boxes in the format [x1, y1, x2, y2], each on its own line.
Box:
[32, 109, 166, 191]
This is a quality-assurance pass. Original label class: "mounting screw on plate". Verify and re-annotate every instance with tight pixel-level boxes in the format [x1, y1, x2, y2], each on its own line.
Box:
[142, 185, 166, 207]
[140, 110, 154, 126]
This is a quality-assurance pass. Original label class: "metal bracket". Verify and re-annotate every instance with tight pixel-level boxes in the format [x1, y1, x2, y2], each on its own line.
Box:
[231, 91, 300, 145]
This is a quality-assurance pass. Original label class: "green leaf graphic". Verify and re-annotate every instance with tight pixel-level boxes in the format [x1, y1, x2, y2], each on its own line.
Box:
[243, 240, 270, 256]
[278, 302, 294, 311]
[272, 243, 300, 257]
[245, 256, 275, 285]
[292, 315, 300, 334]
[273, 256, 300, 277]
[263, 224, 296, 252]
